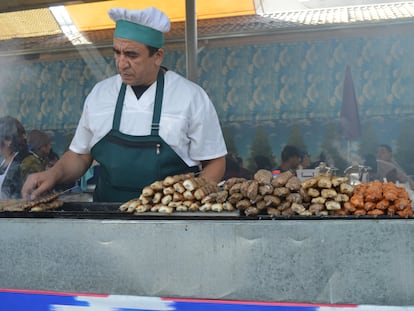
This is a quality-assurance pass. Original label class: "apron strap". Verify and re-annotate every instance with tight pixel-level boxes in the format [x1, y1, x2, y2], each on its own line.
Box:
[151, 69, 164, 135]
[112, 69, 164, 135]
[112, 83, 127, 130]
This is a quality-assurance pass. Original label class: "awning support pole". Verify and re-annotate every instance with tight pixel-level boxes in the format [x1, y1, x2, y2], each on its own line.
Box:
[185, 0, 197, 82]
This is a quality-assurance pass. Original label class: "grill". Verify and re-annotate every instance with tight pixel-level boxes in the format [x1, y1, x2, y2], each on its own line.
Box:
[0, 201, 407, 220]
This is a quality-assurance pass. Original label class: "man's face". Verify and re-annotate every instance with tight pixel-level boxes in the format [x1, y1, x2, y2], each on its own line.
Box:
[113, 38, 164, 86]
[40, 143, 51, 157]
[289, 156, 301, 169]
[377, 146, 392, 161]
[301, 155, 310, 167]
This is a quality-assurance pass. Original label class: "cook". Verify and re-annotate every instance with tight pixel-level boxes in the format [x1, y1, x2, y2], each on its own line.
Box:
[22, 7, 227, 202]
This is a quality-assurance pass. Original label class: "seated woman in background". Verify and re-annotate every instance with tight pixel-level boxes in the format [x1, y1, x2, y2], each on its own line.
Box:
[0, 116, 31, 199]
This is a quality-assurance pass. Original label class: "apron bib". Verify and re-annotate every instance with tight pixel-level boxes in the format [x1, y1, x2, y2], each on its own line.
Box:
[91, 70, 198, 202]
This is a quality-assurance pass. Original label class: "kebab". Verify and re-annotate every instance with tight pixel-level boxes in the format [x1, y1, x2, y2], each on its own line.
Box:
[0, 191, 64, 212]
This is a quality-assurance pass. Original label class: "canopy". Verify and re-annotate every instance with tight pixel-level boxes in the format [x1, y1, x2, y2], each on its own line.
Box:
[0, 0, 256, 40]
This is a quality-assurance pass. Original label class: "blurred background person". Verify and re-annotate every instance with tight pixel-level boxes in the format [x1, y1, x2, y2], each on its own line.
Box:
[364, 153, 396, 182]
[47, 147, 60, 168]
[0, 116, 30, 199]
[376, 144, 414, 188]
[22, 130, 55, 179]
[253, 154, 273, 171]
[30, 129, 59, 168]
[224, 153, 252, 179]
[298, 151, 311, 169]
[274, 145, 302, 173]
[376, 144, 394, 163]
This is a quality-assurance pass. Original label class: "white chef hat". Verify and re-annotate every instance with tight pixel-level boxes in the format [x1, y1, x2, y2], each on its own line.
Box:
[109, 7, 171, 48]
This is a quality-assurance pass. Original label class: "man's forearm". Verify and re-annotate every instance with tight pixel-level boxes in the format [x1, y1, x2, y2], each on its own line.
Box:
[200, 156, 226, 183]
[53, 150, 93, 184]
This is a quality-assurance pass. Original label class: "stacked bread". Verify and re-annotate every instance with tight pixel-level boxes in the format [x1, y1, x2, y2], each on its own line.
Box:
[120, 173, 233, 214]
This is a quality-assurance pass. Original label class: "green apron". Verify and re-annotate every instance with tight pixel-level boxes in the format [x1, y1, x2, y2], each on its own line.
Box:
[91, 70, 199, 202]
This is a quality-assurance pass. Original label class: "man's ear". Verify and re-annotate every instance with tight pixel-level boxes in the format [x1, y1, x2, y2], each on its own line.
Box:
[154, 48, 165, 66]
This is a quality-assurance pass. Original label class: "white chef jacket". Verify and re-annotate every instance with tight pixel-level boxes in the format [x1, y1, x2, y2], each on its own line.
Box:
[70, 70, 227, 167]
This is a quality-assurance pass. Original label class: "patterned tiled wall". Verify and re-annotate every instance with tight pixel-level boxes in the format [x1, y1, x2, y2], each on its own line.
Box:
[1, 31, 414, 173]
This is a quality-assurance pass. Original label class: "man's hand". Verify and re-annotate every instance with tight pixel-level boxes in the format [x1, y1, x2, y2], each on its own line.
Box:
[22, 170, 57, 199]
[21, 150, 93, 199]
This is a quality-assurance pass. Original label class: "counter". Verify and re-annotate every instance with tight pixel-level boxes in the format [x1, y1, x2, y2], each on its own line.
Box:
[0, 215, 413, 305]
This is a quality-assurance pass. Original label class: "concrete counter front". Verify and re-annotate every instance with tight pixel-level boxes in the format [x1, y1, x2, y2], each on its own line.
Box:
[0, 218, 413, 305]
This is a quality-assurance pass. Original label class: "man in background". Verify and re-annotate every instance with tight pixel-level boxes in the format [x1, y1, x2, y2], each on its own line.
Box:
[21, 130, 60, 180]
[274, 145, 302, 173]
[376, 144, 414, 189]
